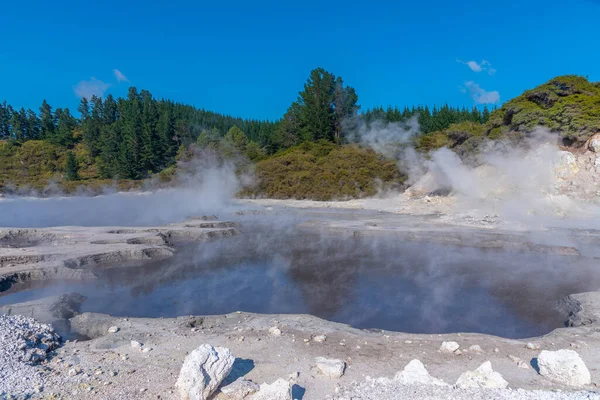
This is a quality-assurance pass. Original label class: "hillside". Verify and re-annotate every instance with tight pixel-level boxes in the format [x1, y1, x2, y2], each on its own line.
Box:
[242, 141, 405, 201]
[416, 75, 600, 158]
[1, 73, 599, 198]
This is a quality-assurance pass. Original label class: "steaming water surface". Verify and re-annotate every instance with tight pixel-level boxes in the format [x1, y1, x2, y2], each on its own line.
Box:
[2, 217, 589, 339]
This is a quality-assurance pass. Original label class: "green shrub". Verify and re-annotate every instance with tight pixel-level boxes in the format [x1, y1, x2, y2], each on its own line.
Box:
[241, 141, 405, 200]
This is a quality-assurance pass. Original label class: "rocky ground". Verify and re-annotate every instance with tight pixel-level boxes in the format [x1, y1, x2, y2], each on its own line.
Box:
[2, 303, 600, 399]
[0, 217, 240, 292]
[2, 143, 600, 399]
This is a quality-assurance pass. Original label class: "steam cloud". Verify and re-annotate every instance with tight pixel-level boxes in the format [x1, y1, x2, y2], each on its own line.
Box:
[0, 152, 243, 228]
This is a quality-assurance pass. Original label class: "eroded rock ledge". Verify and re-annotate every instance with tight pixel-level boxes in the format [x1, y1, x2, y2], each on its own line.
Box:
[0, 218, 240, 291]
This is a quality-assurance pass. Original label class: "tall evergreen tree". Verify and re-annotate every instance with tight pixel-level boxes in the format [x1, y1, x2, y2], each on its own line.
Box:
[298, 68, 336, 141]
[0, 101, 10, 140]
[64, 151, 79, 181]
[39, 100, 55, 139]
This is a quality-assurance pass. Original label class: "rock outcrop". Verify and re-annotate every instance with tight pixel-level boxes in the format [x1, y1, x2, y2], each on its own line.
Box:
[247, 378, 292, 400]
[439, 341, 460, 353]
[394, 359, 448, 386]
[176, 344, 235, 400]
[220, 378, 260, 399]
[537, 349, 591, 387]
[315, 357, 346, 378]
[455, 361, 508, 389]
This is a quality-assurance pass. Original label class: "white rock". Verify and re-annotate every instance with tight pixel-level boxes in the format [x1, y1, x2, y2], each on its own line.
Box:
[269, 327, 282, 336]
[131, 340, 142, 350]
[537, 349, 591, 387]
[468, 345, 483, 353]
[588, 134, 600, 153]
[313, 335, 327, 343]
[554, 151, 579, 180]
[176, 344, 235, 400]
[393, 359, 448, 386]
[526, 342, 540, 350]
[220, 378, 259, 399]
[508, 355, 530, 369]
[439, 341, 460, 353]
[455, 361, 508, 389]
[315, 357, 346, 378]
[247, 378, 292, 400]
[107, 326, 119, 333]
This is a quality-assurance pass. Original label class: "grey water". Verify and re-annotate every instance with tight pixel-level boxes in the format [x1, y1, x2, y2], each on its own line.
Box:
[1, 226, 587, 339]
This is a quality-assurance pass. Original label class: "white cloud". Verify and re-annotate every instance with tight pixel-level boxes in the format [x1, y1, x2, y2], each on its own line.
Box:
[458, 59, 496, 75]
[466, 61, 482, 73]
[73, 77, 111, 100]
[113, 69, 129, 83]
[463, 81, 500, 104]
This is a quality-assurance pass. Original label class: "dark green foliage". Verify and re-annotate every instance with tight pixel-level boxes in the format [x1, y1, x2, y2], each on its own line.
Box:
[486, 75, 600, 145]
[1, 72, 598, 197]
[243, 141, 405, 200]
[363, 104, 488, 134]
[278, 68, 359, 144]
[64, 151, 79, 181]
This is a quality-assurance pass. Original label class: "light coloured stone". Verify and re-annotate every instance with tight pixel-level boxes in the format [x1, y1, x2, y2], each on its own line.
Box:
[393, 359, 448, 386]
[508, 355, 530, 369]
[131, 340, 142, 350]
[220, 378, 259, 399]
[554, 151, 579, 180]
[107, 326, 119, 333]
[455, 361, 508, 389]
[439, 341, 460, 353]
[269, 327, 282, 336]
[588, 133, 600, 153]
[176, 344, 235, 400]
[247, 378, 292, 400]
[526, 342, 540, 350]
[315, 357, 346, 378]
[312, 335, 327, 343]
[468, 345, 483, 353]
[537, 349, 591, 387]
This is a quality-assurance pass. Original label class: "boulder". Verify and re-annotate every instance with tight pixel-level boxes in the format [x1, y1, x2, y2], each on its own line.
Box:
[554, 151, 579, 180]
[468, 345, 484, 353]
[455, 361, 508, 389]
[247, 379, 292, 400]
[537, 349, 591, 387]
[587, 133, 600, 153]
[439, 341, 460, 353]
[315, 357, 346, 378]
[393, 359, 448, 386]
[269, 326, 282, 336]
[220, 378, 260, 399]
[176, 344, 235, 400]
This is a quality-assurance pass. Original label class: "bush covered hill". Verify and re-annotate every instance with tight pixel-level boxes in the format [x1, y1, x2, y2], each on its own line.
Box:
[242, 141, 405, 200]
[416, 75, 600, 158]
[0, 72, 598, 199]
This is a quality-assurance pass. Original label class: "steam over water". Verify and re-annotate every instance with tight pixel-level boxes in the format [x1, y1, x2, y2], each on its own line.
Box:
[3, 210, 598, 339]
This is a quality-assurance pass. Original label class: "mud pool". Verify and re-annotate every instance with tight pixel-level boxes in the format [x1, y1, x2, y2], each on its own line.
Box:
[2, 224, 591, 339]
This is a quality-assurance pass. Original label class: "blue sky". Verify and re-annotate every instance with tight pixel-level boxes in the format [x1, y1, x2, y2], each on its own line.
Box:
[1, 0, 598, 120]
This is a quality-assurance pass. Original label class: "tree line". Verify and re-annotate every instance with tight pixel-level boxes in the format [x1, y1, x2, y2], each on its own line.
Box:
[0, 67, 492, 180]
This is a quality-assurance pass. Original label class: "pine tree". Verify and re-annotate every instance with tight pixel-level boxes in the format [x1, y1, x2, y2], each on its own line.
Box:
[140, 90, 160, 172]
[332, 76, 359, 142]
[298, 68, 336, 141]
[64, 151, 79, 181]
[10, 108, 27, 141]
[26, 109, 40, 140]
[39, 100, 55, 139]
[51, 108, 77, 147]
[0, 102, 10, 140]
